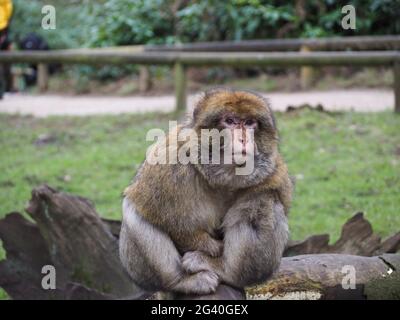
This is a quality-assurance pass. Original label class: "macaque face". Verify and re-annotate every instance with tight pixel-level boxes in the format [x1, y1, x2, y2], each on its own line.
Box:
[218, 114, 259, 166]
[193, 89, 279, 189]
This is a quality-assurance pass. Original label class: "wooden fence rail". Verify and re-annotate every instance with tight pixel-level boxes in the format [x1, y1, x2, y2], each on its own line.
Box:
[1, 49, 399, 112]
[146, 35, 400, 90]
[145, 35, 400, 52]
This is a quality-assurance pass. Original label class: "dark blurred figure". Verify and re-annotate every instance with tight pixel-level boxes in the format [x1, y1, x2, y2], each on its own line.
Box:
[19, 33, 49, 86]
[19, 33, 60, 87]
[0, 0, 13, 98]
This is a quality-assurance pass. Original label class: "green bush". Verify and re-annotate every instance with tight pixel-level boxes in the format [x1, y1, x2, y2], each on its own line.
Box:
[10, 0, 400, 49]
[9, 0, 95, 49]
[87, 0, 176, 47]
[8, 0, 400, 80]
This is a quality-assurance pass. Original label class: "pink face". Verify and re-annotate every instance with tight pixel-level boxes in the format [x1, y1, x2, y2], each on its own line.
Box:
[220, 115, 258, 161]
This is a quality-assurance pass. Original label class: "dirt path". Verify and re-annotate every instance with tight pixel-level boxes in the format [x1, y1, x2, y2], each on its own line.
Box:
[0, 89, 394, 117]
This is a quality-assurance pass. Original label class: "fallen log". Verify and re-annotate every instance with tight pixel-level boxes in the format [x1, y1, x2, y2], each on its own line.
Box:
[0, 185, 142, 300]
[284, 212, 400, 257]
[0, 185, 399, 300]
[246, 253, 400, 300]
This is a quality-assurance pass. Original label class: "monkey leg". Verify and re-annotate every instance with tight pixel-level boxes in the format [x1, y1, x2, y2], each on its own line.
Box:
[182, 201, 289, 288]
[120, 198, 219, 295]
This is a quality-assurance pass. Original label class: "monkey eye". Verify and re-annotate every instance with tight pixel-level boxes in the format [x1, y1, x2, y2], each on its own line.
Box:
[225, 117, 234, 125]
[245, 119, 255, 126]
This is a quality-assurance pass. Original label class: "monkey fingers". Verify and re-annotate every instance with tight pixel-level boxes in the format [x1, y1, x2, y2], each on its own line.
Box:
[182, 251, 216, 274]
[199, 237, 223, 257]
[171, 270, 219, 295]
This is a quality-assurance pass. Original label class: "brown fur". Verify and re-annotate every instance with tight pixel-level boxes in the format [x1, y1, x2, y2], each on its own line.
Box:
[121, 88, 292, 293]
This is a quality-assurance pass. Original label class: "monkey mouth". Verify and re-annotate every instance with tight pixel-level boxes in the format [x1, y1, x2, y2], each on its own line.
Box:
[232, 152, 254, 164]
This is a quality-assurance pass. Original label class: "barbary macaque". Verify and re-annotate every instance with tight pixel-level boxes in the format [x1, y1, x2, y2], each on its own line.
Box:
[120, 88, 292, 295]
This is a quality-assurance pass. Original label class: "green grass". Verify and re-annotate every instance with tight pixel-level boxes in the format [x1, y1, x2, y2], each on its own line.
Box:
[279, 110, 400, 241]
[0, 110, 400, 299]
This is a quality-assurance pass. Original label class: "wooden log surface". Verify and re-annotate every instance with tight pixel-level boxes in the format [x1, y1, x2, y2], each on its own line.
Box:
[246, 253, 400, 300]
[0, 185, 142, 300]
[0, 185, 399, 300]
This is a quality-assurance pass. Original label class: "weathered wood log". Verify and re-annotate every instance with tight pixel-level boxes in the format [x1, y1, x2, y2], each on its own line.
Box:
[284, 212, 400, 257]
[0, 185, 142, 300]
[0, 185, 399, 300]
[153, 253, 400, 300]
[246, 254, 400, 300]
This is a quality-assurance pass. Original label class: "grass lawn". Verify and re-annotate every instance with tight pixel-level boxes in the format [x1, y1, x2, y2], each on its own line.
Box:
[1, 109, 400, 298]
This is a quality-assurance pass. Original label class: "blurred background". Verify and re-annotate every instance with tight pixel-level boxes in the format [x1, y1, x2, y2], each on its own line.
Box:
[0, 0, 400, 299]
[3, 0, 399, 94]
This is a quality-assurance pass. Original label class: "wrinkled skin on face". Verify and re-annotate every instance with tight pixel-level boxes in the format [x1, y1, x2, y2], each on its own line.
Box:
[191, 88, 279, 189]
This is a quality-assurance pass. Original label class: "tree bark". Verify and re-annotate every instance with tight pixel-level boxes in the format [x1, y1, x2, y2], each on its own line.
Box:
[0, 185, 142, 300]
[246, 254, 400, 300]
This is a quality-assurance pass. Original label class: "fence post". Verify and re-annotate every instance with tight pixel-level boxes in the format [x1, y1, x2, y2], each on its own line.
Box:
[395, 61, 400, 113]
[37, 63, 48, 93]
[174, 62, 187, 112]
[300, 45, 315, 89]
[139, 66, 152, 93]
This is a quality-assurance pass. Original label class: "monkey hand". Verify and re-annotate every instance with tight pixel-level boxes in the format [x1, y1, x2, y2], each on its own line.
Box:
[182, 251, 215, 274]
[198, 237, 223, 258]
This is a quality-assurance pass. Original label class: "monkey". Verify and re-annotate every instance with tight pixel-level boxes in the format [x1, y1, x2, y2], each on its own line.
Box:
[119, 87, 292, 296]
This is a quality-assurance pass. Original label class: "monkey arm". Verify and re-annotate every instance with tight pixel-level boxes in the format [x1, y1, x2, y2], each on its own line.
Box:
[183, 196, 289, 288]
